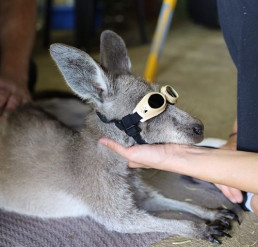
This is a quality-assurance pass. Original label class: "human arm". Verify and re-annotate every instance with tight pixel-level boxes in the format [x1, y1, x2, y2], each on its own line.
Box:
[215, 120, 243, 203]
[100, 138, 258, 214]
[0, 0, 36, 114]
[99, 138, 258, 195]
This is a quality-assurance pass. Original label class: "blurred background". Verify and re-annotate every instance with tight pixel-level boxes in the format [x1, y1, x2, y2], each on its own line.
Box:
[33, 0, 237, 140]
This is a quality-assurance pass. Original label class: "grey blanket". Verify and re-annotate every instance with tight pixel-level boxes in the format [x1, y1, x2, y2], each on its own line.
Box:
[0, 171, 242, 247]
[0, 209, 168, 247]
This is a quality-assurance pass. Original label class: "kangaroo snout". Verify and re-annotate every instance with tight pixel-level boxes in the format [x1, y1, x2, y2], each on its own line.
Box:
[185, 120, 204, 144]
[192, 123, 204, 136]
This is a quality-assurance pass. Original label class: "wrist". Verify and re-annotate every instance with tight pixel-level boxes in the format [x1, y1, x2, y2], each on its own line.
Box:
[170, 144, 216, 177]
[162, 144, 207, 174]
[0, 69, 28, 86]
[0, 58, 29, 84]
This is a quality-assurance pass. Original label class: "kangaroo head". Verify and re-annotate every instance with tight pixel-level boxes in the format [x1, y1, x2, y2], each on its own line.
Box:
[50, 30, 203, 146]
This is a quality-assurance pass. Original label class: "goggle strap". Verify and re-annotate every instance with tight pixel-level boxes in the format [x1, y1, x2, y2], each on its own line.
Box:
[96, 111, 115, 124]
[115, 112, 142, 130]
[131, 133, 147, 144]
[96, 111, 147, 144]
[115, 112, 147, 144]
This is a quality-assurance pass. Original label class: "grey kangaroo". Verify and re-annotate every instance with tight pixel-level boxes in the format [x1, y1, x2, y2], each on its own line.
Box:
[0, 30, 238, 244]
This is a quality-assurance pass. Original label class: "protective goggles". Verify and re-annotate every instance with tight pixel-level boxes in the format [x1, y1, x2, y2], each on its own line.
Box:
[96, 85, 179, 144]
[133, 85, 179, 122]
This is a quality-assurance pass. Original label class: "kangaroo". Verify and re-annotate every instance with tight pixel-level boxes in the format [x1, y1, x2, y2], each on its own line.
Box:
[0, 30, 238, 244]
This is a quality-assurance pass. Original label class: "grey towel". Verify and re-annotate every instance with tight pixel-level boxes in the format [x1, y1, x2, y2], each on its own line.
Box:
[0, 209, 169, 247]
[0, 171, 240, 247]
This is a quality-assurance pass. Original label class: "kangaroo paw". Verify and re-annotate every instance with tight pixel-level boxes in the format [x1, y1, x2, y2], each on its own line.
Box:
[200, 221, 232, 244]
[214, 208, 240, 226]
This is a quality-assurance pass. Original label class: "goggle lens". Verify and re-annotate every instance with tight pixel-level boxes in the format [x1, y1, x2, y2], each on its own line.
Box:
[148, 94, 165, 108]
[167, 86, 177, 97]
[133, 85, 179, 122]
[161, 85, 179, 104]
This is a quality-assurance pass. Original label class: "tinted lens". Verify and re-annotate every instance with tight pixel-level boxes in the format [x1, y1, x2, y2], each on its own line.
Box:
[148, 94, 165, 108]
[166, 86, 177, 98]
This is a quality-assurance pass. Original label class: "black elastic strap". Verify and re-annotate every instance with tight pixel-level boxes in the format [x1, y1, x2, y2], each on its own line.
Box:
[96, 111, 115, 124]
[96, 111, 147, 144]
[115, 112, 147, 144]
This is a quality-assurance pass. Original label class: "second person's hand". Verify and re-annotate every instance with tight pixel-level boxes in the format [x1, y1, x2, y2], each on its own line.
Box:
[0, 75, 31, 117]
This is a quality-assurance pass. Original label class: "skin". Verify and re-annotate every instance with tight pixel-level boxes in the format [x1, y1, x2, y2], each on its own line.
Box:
[99, 137, 258, 215]
[215, 121, 243, 203]
[0, 0, 36, 116]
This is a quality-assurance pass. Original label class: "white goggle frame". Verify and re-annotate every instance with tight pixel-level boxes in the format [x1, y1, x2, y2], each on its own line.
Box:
[133, 85, 179, 122]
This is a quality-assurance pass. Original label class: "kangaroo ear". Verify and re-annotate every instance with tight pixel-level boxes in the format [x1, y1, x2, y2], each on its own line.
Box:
[50, 44, 109, 105]
[100, 30, 131, 75]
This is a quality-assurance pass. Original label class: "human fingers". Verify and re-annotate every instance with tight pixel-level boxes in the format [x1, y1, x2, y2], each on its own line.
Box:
[216, 184, 235, 202]
[0, 76, 31, 115]
[215, 184, 243, 203]
[99, 138, 132, 160]
[100, 138, 169, 169]
[100, 138, 157, 169]
[22, 93, 32, 104]
[5, 94, 22, 111]
[128, 161, 151, 169]
[99, 138, 152, 168]
[0, 90, 10, 116]
[227, 187, 243, 203]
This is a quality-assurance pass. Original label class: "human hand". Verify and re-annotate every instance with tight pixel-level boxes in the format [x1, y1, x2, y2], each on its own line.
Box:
[99, 138, 175, 169]
[0, 74, 31, 117]
[214, 184, 243, 203]
[100, 138, 258, 199]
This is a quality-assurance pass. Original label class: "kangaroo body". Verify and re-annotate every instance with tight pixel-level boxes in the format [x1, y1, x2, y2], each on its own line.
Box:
[0, 31, 237, 243]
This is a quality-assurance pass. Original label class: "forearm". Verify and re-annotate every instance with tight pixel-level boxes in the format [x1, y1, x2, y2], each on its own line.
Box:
[0, 0, 36, 82]
[100, 138, 258, 194]
[166, 145, 258, 194]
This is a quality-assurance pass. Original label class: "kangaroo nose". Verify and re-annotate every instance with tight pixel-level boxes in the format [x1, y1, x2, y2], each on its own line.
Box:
[192, 124, 203, 136]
